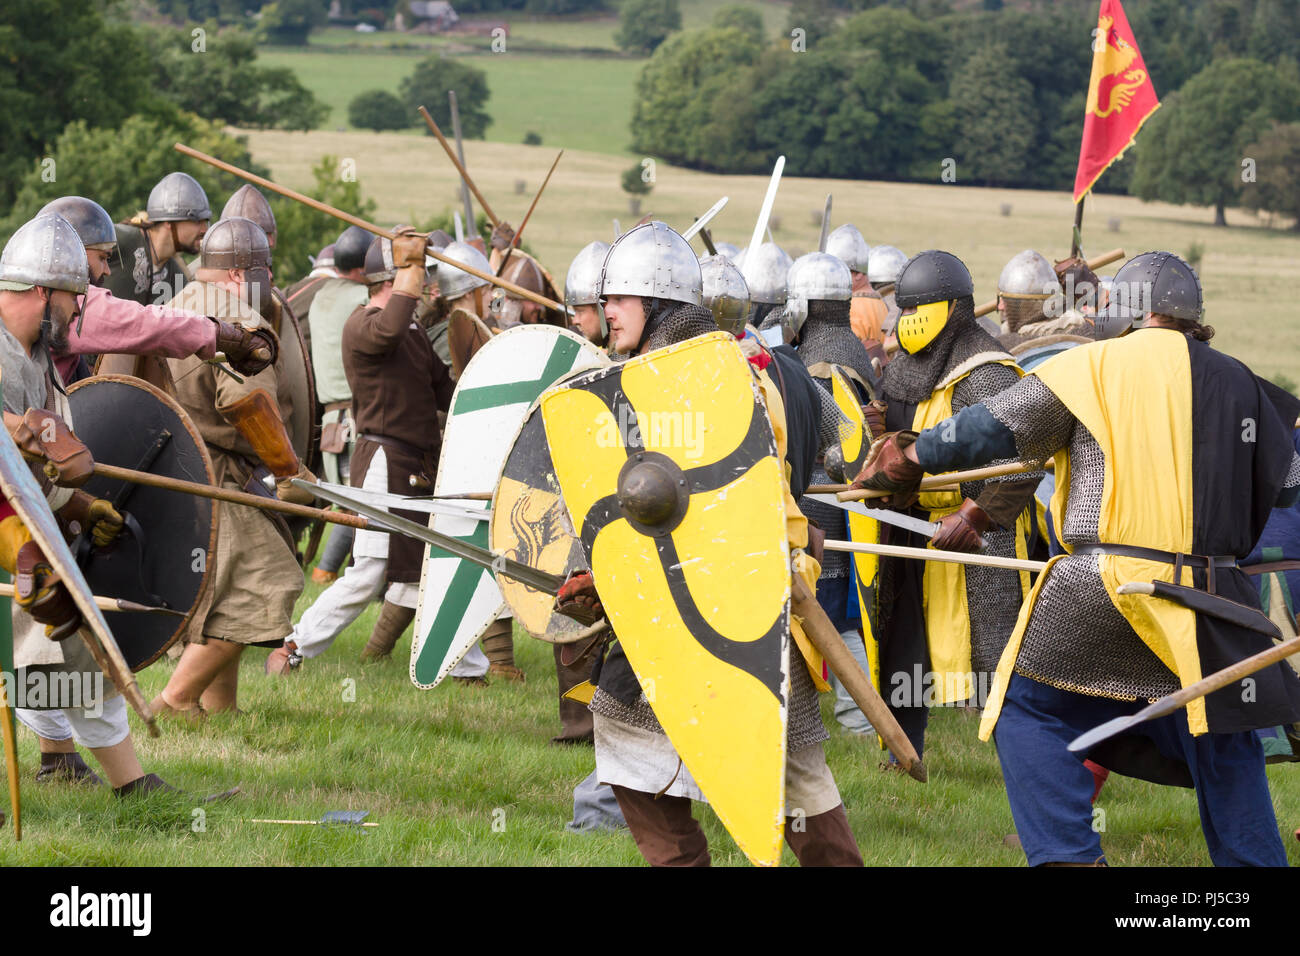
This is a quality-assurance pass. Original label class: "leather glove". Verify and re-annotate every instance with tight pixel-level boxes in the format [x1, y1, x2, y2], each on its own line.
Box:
[489, 221, 517, 252]
[86, 498, 124, 548]
[392, 229, 430, 269]
[213, 319, 278, 376]
[58, 491, 124, 548]
[12, 409, 93, 487]
[15, 540, 80, 633]
[930, 498, 990, 553]
[554, 570, 603, 626]
[850, 430, 923, 507]
[276, 464, 318, 505]
[863, 400, 888, 440]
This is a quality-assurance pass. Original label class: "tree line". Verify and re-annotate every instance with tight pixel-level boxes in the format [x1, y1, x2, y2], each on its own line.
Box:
[630, 0, 1300, 226]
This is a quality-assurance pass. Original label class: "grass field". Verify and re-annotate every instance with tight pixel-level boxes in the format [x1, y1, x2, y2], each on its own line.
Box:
[5, 523, 1297, 866]
[258, 48, 644, 155]
[240, 129, 1300, 386]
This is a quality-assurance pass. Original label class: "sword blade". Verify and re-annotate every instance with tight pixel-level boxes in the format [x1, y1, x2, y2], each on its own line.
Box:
[1069, 633, 1300, 754]
[747, 156, 785, 259]
[314, 481, 491, 521]
[682, 196, 728, 241]
[817, 193, 832, 252]
[449, 90, 477, 234]
[296, 480, 564, 595]
[806, 494, 939, 539]
[808, 494, 990, 550]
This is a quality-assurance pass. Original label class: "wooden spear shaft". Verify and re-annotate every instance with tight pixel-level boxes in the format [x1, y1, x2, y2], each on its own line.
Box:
[823, 538, 1047, 573]
[498, 149, 563, 273]
[790, 575, 926, 782]
[833, 460, 1044, 502]
[973, 246, 1126, 318]
[0, 583, 180, 616]
[418, 106, 501, 228]
[173, 143, 565, 313]
[92, 462, 372, 530]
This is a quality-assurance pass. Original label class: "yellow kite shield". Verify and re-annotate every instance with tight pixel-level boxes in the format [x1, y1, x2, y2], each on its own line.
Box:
[540, 331, 792, 867]
[490, 394, 588, 642]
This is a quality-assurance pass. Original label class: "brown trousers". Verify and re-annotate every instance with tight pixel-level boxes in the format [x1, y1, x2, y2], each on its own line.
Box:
[610, 786, 863, 867]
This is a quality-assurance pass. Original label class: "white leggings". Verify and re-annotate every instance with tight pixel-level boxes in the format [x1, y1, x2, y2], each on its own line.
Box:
[16, 696, 129, 749]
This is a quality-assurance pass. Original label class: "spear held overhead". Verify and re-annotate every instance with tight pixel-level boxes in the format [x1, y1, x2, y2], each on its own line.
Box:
[498, 149, 564, 272]
[172, 143, 564, 313]
[418, 105, 501, 228]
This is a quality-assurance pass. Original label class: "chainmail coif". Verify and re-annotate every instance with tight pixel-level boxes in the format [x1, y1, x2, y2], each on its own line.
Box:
[880, 296, 1010, 404]
[639, 297, 719, 352]
[797, 299, 877, 391]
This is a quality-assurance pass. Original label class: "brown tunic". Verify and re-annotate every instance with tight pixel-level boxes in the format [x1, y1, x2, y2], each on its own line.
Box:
[167, 281, 303, 645]
[342, 291, 454, 582]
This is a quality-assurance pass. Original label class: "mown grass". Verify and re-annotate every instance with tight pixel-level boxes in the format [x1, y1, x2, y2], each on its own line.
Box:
[258, 48, 643, 155]
[2, 527, 1297, 866]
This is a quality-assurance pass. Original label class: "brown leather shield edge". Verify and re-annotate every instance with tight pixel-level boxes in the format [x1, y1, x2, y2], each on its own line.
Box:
[272, 288, 318, 468]
[67, 375, 218, 670]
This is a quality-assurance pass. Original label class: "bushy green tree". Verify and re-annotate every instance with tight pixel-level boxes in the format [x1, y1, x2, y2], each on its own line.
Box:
[630, 26, 764, 167]
[0, 114, 263, 248]
[259, 0, 327, 45]
[1131, 58, 1300, 225]
[1240, 121, 1300, 230]
[0, 0, 163, 207]
[785, 0, 837, 49]
[615, 0, 682, 55]
[712, 5, 765, 45]
[948, 43, 1036, 186]
[348, 90, 409, 131]
[146, 25, 328, 131]
[621, 162, 654, 196]
[271, 156, 379, 283]
[400, 56, 492, 139]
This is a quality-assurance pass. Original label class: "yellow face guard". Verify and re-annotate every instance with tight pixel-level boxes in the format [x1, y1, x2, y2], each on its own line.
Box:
[896, 299, 951, 355]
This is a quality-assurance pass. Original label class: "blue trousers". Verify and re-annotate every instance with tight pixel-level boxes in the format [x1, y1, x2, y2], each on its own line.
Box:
[994, 674, 1287, 867]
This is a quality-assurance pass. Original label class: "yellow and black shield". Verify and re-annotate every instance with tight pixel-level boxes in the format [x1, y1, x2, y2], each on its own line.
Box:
[540, 331, 791, 867]
[827, 364, 869, 478]
[491, 398, 588, 642]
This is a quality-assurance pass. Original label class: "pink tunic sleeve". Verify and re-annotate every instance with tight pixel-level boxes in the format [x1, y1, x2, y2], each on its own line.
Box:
[68, 285, 217, 363]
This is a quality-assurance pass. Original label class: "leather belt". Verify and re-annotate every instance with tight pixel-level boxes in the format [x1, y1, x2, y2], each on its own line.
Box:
[358, 432, 428, 460]
[324, 400, 351, 414]
[1073, 542, 1238, 594]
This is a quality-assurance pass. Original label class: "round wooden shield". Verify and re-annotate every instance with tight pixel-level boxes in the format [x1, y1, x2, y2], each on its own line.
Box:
[66, 375, 217, 671]
[411, 325, 610, 689]
[490, 392, 587, 643]
[274, 290, 317, 465]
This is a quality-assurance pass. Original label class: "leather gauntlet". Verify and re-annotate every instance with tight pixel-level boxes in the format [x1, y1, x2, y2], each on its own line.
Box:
[12, 409, 93, 487]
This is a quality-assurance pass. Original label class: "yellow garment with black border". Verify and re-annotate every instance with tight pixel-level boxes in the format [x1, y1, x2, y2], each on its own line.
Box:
[912, 358, 1031, 704]
[754, 365, 828, 693]
[979, 329, 1205, 740]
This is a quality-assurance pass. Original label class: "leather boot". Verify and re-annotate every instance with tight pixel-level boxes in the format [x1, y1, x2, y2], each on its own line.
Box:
[113, 772, 241, 803]
[481, 620, 524, 683]
[36, 751, 104, 786]
[362, 601, 415, 661]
